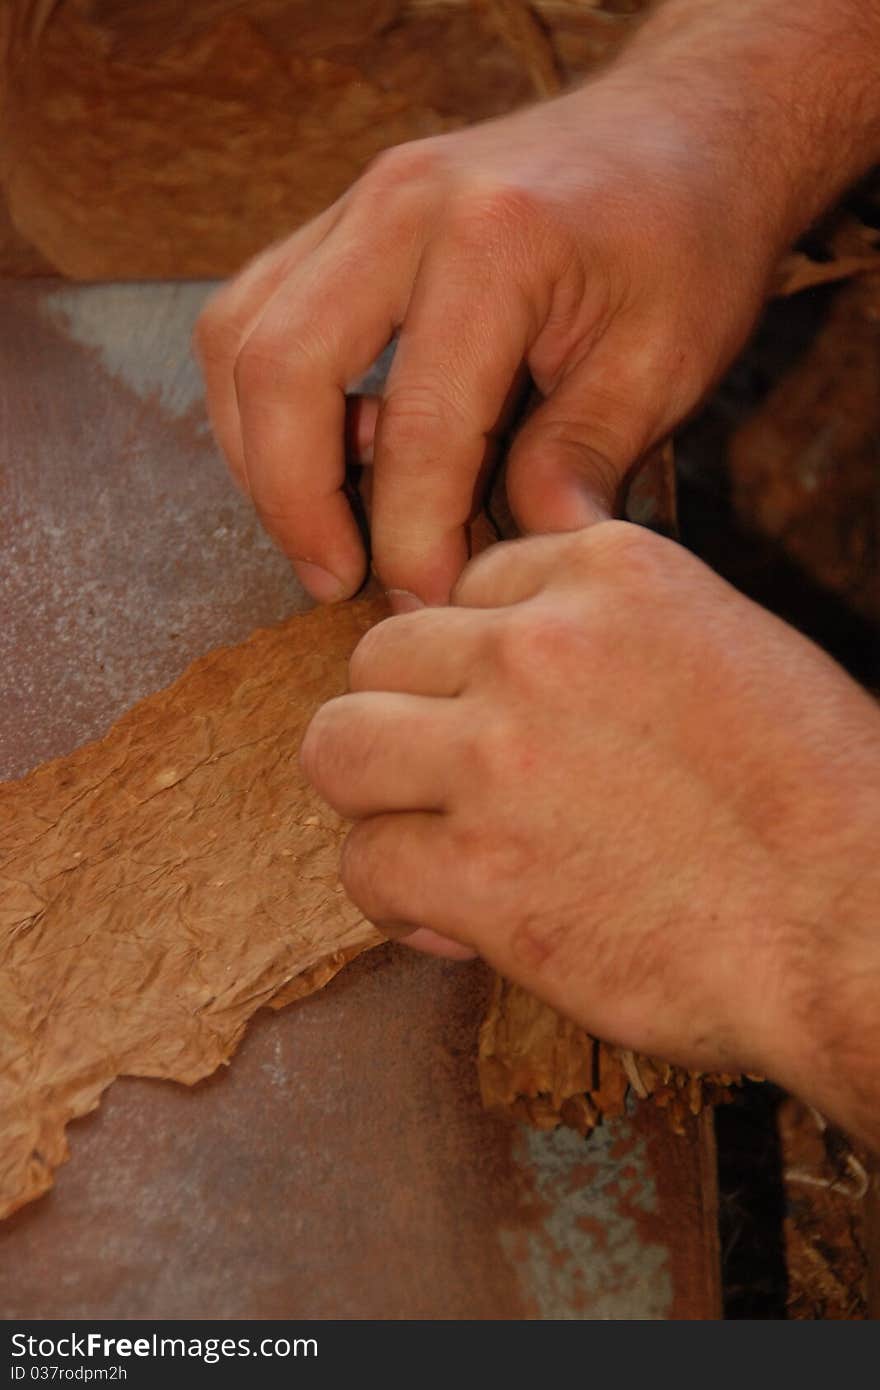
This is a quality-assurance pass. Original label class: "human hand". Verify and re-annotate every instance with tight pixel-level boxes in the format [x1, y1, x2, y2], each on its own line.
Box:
[300, 524, 880, 1146]
[194, 71, 788, 609]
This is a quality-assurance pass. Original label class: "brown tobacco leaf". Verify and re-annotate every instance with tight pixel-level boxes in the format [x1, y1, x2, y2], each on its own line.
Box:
[478, 974, 596, 1132]
[480, 0, 563, 98]
[479, 977, 736, 1136]
[0, 596, 387, 1218]
[0, 0, 642, 278]
[779, 1096, 868, 1319]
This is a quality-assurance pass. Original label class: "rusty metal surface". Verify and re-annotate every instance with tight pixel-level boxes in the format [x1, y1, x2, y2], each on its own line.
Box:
[0, 279, 719, 1319]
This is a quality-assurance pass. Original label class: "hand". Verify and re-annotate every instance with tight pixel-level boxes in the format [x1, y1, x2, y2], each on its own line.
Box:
[300, 524, 880, 1146]
[195, 0, 880, 610]
[194, 73, 786, 609]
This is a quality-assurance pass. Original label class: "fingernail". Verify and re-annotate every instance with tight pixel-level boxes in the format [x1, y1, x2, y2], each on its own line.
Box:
[386, 588, 425, 615]
[292, 560, 346, 603]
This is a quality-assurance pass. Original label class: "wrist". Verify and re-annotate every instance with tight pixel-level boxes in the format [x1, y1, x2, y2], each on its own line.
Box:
[601, 0, 880, 257]
[761, 811, 880, 1150]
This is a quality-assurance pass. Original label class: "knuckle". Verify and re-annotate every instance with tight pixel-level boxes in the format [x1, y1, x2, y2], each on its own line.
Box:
[233, 336, 280, 398]
[193, 294, 238, 366]
[234, 320, 327, 400]
[362, 138, 443, 194]
[380, 384, 462, 451]
[446, 181, 542, 251]
[347, 620, 392, 691]
[298, 699, 346, 796]
[468, 716, 518, 786]
[244, 472, 298, 535]
[489, 603, 580, 683]
[585, 519, 665, 583]
[233, 330, 297, 398]
[489, 608, 535, 676]
[453, 819, 535, 903]
[251, 493, 296, 536]
[339, 823, 380, 912]
[451, 542, 517, 608]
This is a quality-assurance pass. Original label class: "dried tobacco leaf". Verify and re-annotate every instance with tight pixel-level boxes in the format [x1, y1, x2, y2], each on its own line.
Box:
[0, 596, 387, 1218]
[779, 1096, 869, 1319]
[0, 0, 641, 278]
[479, 977, 736, 1137]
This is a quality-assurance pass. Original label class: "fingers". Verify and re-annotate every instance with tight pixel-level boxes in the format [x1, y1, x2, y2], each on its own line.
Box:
[370, 237, 530, 606]
[451, 518, 646, 608]
[348, 607, 488, 696]
[230, 227, 424, 602]
[341, 812, 478, 946]
[507, 324, 669, 536]
[198, 187, 423, 602]
[195, 208, 343, 493]
[451, 529, 598, 608]
[300, 691, 460, 818]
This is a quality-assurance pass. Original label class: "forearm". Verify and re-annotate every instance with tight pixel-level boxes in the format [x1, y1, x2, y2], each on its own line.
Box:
[601, 0, 880, 255]
[619, 2, 880, 1149]
[783, 849, 880, 1154]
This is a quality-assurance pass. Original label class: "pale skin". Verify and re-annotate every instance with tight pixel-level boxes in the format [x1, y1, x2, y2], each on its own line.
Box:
[196, 0, 880, 1148]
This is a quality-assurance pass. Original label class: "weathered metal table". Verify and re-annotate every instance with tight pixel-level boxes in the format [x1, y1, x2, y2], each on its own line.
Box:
[0, 281, 719, 1319]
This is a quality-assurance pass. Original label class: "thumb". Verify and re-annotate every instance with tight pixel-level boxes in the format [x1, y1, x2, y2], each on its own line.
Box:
[506, 343, 665, 534]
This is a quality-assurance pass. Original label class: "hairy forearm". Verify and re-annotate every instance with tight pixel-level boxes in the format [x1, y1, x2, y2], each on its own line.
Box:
[789, 851, 880, 1154]
[612, 1, 880, 1151]
[603, 0, 880, 253]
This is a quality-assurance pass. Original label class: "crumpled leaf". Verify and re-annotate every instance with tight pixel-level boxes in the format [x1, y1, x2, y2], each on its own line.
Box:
[0, 596, 386, 1218]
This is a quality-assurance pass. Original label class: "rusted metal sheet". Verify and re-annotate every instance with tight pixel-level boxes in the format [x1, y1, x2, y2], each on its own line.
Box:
[0, 279, 719, 1319]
